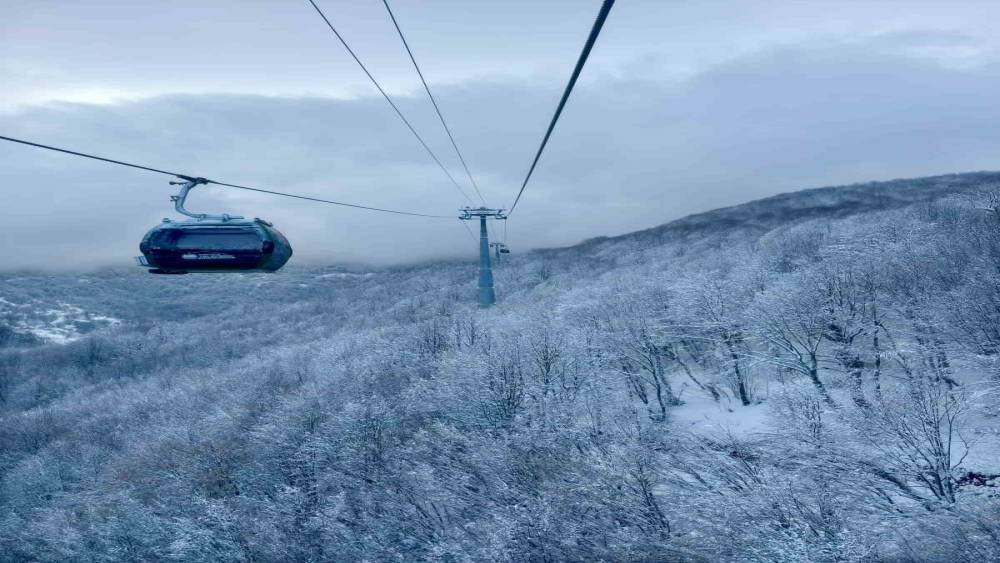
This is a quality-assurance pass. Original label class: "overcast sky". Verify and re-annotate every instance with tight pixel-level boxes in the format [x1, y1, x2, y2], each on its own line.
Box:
[3, 0, 1000, 270]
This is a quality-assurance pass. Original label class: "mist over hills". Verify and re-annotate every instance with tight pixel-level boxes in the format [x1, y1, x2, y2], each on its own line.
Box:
[2, 172, 1000, 562]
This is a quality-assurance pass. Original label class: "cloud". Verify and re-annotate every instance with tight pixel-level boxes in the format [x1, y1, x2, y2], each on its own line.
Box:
[3, 36, 1000, 271]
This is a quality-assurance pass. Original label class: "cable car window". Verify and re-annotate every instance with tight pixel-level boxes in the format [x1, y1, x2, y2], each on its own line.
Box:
[151, 229, 261, 250]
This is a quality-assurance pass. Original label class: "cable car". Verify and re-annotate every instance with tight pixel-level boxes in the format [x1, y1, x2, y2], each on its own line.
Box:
[489, 241, 511, 261]
[136, 178, 292, 274]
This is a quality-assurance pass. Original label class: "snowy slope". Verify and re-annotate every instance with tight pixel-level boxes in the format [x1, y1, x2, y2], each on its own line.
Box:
[2, 172, 999, 562]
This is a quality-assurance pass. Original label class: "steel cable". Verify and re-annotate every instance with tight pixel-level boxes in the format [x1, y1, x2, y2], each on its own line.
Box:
[508, 0, 615, 216]
[0, 134, 454, 218]
[382, 0, 486, 205]
[306, 0, 475, 206]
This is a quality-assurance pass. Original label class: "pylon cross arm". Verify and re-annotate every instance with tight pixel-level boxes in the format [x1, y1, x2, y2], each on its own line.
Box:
[459, 206, 506, 220]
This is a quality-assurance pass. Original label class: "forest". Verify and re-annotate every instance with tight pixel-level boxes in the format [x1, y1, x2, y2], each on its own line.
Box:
[2, 172, 1000, 562]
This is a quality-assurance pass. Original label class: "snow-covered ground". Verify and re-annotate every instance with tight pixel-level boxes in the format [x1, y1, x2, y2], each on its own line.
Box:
[0, 296, 120, 344]
[671, 392, 771, 437]
[316, 272, 375, 280]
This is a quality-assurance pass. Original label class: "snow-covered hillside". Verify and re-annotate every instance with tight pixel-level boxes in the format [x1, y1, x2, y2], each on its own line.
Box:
[2, 172, 1000, 562]
[0, 295, 119, 344]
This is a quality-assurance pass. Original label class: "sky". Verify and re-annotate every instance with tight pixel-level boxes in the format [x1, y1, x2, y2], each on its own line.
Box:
[3, 0, 1000, 270]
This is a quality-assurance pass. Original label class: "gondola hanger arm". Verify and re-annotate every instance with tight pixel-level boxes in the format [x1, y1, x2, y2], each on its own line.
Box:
[169, 177, 243, 221]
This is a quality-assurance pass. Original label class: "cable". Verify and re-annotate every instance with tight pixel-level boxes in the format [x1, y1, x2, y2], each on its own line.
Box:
[0, 134, 453, 218]
[508, 0, 615, 216]
[382, 0, 486, 206]
[460, 219, 477, 241]
[305, 0, 475, 206]
[0, 134, 184, 177]
[208, 180, 453, 218]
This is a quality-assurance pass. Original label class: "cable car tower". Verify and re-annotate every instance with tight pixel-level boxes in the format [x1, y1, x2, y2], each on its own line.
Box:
[460, 207, 506, 307]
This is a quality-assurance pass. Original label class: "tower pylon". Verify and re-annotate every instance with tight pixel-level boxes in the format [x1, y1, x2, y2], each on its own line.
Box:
[459, 207, 506, 307]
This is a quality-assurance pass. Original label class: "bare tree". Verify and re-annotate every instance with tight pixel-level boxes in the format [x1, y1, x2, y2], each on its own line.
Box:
[749, 273, 838, 407]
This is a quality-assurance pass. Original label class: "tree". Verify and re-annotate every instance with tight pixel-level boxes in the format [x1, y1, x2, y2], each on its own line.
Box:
[675, 271, 759, 406]
[749, 271, 838, 407]
[598, 289, 682, 421]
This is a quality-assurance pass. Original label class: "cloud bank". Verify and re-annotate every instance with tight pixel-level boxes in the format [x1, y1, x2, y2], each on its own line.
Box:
[3, 35, 1000, 270]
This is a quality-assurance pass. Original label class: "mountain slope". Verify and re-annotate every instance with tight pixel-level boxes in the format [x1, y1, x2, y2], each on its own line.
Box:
[2, 172, 999, 562]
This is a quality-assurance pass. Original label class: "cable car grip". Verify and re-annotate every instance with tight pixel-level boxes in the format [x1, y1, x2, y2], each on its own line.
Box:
[167, 176, 243, 222]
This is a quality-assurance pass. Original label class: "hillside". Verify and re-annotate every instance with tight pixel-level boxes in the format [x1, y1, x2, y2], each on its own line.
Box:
[2, 172, 1000, 562]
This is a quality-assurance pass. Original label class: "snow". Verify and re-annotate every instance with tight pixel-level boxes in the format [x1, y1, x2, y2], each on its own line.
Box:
[0, 296, 24, 307]
[1, 298, 121, 344]
[671, 391, 771, 437]
[23, 325, 77, 344]
[959, 408, 1000, 473]
[316, 272, 374, 280]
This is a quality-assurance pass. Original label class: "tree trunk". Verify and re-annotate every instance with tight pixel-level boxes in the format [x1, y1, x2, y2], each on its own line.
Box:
[808, 353, 837, 407]
[653, 352, 682, 407]
[724, 335, 752, 406]
[872, 324, 882, 401]
[673, 350, 710, 395]
[844, 353, 869, 409]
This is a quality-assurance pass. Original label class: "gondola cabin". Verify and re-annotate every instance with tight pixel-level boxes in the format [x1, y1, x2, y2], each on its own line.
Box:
[136, 177, 292, 274]
[137, 218, 292, 274]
